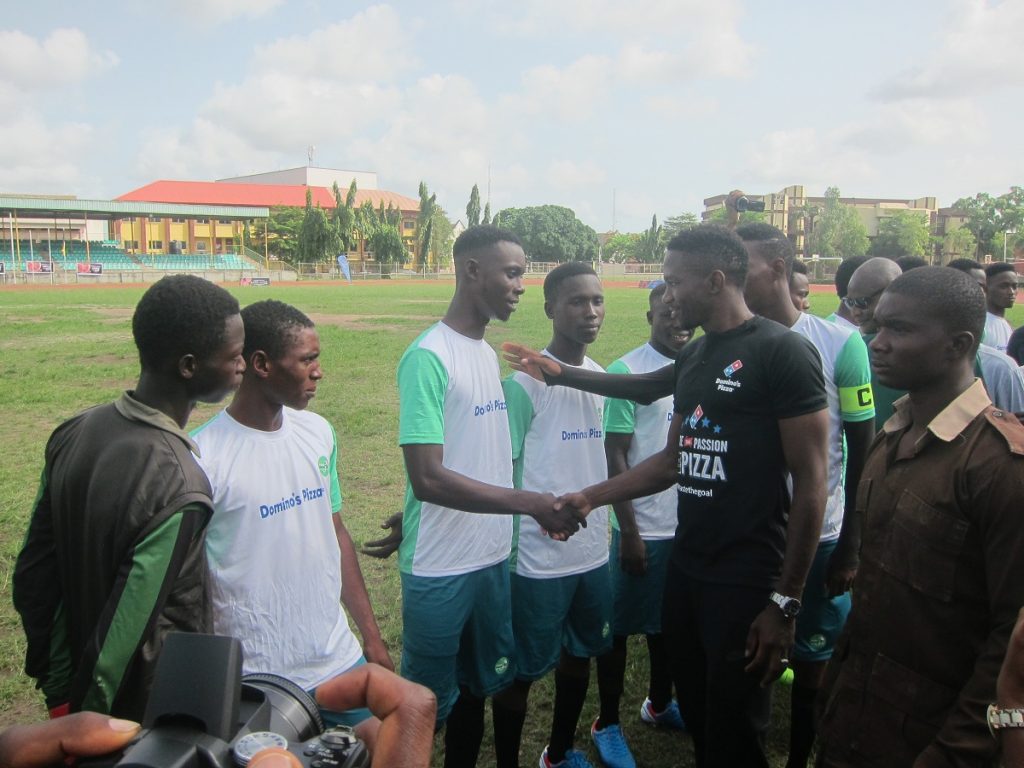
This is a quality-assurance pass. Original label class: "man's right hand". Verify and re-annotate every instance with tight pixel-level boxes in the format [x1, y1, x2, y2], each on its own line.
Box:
[619, 529, 648, 576]
[361, 512, 403, 559]
[501, 342, 562, 383]
[531, 493, 586, 540]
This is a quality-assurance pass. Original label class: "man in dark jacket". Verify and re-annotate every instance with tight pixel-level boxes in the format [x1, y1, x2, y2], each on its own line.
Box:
[13, 275, 246, 720]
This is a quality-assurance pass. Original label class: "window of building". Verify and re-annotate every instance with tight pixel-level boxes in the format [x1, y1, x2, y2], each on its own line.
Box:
[195, 218, 210, 224]
[403, 220, 415, 230]
[148, 240, 163, 250]
[218, 219, 232, 225]
[171, 217, 186, 223]
[149, 216, 163, 222]
[124, 240, 139, 250]
[196, 241, 208, 252]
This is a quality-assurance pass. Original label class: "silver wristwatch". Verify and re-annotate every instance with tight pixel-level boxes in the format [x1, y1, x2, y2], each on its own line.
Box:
[987, 703, 1024, 735]
[769, 591, 802, 619]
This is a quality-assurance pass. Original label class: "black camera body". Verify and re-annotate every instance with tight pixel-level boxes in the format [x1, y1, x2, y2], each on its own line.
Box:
[734, 195, 766, 213]
[90, 634, 369, 768]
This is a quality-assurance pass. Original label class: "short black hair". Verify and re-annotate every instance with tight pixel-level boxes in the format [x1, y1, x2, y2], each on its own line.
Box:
[544, 261, 598, 302]
[985, 262, 1017, 279]
[453, 225, 522, 262]
[895, 255, 928, 272]
[886, 266, 985, 351]
[240, 300, 315, 362]
[649, 282, 667, 305]
[736, 222, 795, 272]
[132, 275, 240, 370]
[947, 258, 983, 273]
[791, 259, 808, 276]
[834, 255, 869, 298]
[666, 224, 748, 286]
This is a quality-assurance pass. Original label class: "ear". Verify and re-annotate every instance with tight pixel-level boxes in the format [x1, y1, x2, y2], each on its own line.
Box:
[770, 257, 789, 281]
[178, 354, 197, 380]
[948, 330, 976, 359]
[707, 270, 726, 295]
[464, 256, 481, 282]
[250, 350, 272, 378]
[646, 309, 654, 326]
[544, 300, 555, 320]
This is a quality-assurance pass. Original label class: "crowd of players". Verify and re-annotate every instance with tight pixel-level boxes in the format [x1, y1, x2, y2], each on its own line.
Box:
[7, 221, 1024, 768]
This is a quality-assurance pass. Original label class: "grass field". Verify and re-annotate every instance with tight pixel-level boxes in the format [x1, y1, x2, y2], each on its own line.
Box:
[2, 280, 1022, 763]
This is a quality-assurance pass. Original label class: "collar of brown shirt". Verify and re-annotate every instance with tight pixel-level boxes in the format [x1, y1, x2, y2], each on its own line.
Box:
[882, 379, 990, 457]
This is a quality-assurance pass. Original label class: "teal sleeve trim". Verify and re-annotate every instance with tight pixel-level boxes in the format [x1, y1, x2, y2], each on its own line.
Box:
[502, 376, 534, 463]
[328, 423, 342, 513]
[398, 347, 449, 445]
[835, 332, 875, 422]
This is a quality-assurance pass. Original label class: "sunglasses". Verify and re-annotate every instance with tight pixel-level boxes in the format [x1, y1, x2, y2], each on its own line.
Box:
[842, 287, 884, 311]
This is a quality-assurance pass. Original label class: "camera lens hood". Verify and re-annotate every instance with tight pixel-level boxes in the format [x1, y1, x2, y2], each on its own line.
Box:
[241, 673, 325, 741]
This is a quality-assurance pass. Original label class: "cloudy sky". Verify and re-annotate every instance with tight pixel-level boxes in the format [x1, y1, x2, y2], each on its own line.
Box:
[0, 0, 1020, 232]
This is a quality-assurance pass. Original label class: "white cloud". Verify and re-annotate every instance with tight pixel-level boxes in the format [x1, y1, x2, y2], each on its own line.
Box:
[545, 160, 607, 191]
[872, 0, 1024, 100]
[0, 28, 117, 89]
[171, 0, 284, 26]
[135, 118, 281, 181]
[0, 111, 92, 191]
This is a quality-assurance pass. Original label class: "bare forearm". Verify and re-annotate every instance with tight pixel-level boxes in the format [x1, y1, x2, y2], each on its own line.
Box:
[776, 483, 826, 597]
[336, 521, 385, 645]
[550, 364, 674, 405]
[584, 449, 676, 509]
[411, 464, 543, 516]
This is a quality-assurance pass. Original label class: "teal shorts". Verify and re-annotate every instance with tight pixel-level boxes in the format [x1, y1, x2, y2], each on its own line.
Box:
[610, 531, 672, 637]
[511, 565, 613, 680]
[793, 539, 852, 662]
[401, 561, 516, 723]
[309, 656, 373, 728]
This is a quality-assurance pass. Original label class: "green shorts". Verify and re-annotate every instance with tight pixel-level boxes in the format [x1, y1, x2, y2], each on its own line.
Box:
[401, 561, 516, 723]
[511, 565, 613, 680]
[610, 531, 672, 637]
[309, 656, 373, 728]
[793, 539, 851, 662]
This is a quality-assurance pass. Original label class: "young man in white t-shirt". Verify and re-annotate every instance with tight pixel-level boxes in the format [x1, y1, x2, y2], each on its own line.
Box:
[191, 300, 393, 753]
[492, 262, 610, 768]
[983, 262, 1017, 352]
[590, 284, 692, 768]
[397, 226, 584, 768]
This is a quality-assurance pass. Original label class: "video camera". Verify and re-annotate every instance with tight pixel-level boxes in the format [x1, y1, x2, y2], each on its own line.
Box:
[87, 634, 368, 768]
[733, 196, 766, 213]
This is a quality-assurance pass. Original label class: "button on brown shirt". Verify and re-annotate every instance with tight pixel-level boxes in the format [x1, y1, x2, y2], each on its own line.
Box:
[818, 379, 1024, 768]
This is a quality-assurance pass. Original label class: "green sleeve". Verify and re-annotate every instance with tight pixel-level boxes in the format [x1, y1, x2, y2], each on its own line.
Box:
[397, 346, 449, 445]
[502, 376, 535, 478]
[835, 332, 875, 422]
[603, 359, 637, 434]
[328, 424, 342, 513]
[81, 504, 207, 713]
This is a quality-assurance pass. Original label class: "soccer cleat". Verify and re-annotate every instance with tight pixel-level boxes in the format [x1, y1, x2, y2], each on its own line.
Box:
[639, 697, 687, 730]
[539, 746, 596, 768]
[591, 719, 637, 768]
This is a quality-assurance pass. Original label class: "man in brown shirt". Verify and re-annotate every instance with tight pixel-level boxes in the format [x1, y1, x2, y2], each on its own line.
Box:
[817, 267, 1024, 767]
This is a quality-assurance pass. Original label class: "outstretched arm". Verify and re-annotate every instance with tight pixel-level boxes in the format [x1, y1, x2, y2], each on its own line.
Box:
[403, 444, 585, 538]
[502, 342, 674, 404]
[605, 432, 647, 576]
[335, 514, 394, 671]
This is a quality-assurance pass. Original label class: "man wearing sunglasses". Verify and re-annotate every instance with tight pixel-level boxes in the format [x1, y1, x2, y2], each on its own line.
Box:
[846, 258, 904, 425]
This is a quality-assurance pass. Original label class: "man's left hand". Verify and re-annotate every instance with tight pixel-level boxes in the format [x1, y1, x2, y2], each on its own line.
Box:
[363, 637, 396, 673]
[744, 605, 795, 687]
[824, 549, 858, 598]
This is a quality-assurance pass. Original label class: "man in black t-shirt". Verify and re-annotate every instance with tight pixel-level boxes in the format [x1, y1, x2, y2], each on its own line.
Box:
[504, 225, 829, 768]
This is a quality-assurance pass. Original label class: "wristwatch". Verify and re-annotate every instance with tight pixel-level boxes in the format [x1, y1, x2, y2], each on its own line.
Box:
[987, 703, 1024, 736]
[769, 591, 802, 619]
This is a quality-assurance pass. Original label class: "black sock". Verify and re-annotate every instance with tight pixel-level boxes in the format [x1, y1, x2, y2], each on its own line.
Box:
[548, 666, 590, 763]
[646, 633, 673, 712]
[786, 684, 818, 768]
[444, 690, 486, 768]
[493, 681, 531, 768]
[596, 636, 627, 728]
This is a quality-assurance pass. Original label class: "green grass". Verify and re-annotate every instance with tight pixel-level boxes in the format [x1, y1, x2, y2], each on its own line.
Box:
[2, 281, 1021, 761]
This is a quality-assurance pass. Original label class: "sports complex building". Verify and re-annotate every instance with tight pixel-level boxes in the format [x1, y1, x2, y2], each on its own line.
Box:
[0, 166, 420, 283]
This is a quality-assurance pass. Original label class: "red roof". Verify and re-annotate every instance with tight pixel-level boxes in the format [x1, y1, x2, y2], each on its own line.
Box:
[117, 180, 419, 212]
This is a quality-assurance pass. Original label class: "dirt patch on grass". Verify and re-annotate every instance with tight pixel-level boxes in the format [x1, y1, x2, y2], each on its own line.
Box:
[308, 312, 437, 332]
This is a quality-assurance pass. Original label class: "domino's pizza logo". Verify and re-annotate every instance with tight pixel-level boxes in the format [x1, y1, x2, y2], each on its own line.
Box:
[687, 405, 703, 429]
[723, 360, 744, 377]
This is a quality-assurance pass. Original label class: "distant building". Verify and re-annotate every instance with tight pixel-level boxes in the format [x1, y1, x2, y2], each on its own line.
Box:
[702, 185, 968, 261]
[218, 166, 379, 191]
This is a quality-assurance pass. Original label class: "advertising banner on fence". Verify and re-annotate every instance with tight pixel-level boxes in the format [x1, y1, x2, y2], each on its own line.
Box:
[26, 261, 54, 273]
[77, 263, 103, 275]
[240, 277, 271, 286]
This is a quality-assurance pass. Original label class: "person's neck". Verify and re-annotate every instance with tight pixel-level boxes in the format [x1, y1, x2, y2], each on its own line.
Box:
[546, 335, 587, 366]
[988, 303, 1005, 319]
[133, 371, 194, 429]
[701, 296, 755, 334]
[442, 292, 489, 339]
[837, 302, 856, 323]
[905, 366, 976, 430]
[754, 288, 800, 328]
[226, 384, 284, 431]
[649, 337, 676, 359]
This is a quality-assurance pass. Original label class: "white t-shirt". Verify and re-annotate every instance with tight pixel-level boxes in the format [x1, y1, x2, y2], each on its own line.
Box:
[792, 313, 875, 542]
[397, 322, 514, 577]
[503, 353, 609, 578]
[984, 312, 1013, 352]
[603, 343, 677, 540]
[192, 407, 363, 689]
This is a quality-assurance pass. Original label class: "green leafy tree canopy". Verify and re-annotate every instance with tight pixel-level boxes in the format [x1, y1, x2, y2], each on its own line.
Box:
[495, 205, 599, 263]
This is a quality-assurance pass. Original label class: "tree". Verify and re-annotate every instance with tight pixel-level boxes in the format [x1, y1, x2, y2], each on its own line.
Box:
[331, 180, 358, 252]
[634, 215, 663, 263]
[661, 212, 700, 243]
[811, 187, 869, 259]
[941, 227, 977, 264]
[706, 207, 766, 227]
[482, 202, 491, 226]
[298, 188, 341, 263]
[248, 206, 305, 264]
[870, 210, 932, 260]
[428, 205, 455, 268]
[367, 225, 407, 265]
[495, 205, 599, 262]
[601, 232, 638, 263]
[466, 184, 481, 228]
[951, 187, 1024, 258]
[416, 181, 438, 266]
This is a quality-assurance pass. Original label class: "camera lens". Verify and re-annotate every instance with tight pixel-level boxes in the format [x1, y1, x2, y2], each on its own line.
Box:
[241, 673, 324, 742]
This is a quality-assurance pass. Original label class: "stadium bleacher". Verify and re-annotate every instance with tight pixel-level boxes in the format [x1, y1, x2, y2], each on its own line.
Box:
[0, 240, 258, 272]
